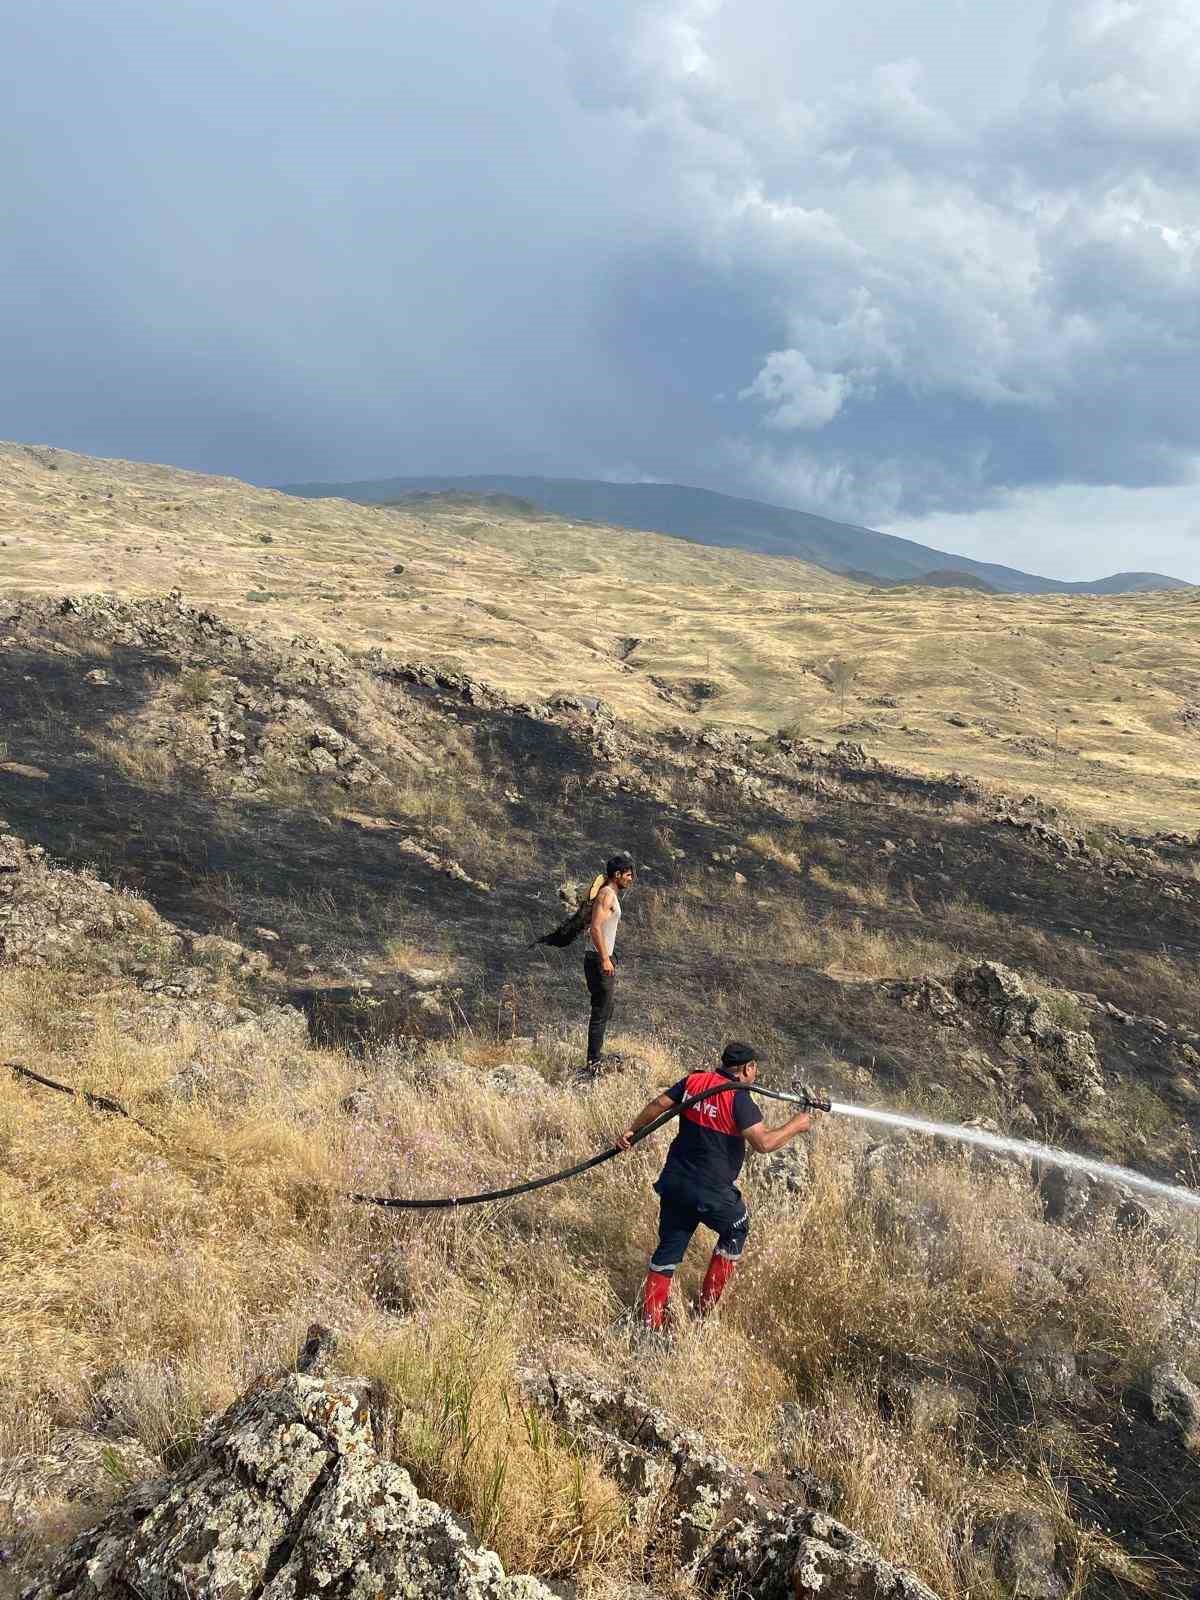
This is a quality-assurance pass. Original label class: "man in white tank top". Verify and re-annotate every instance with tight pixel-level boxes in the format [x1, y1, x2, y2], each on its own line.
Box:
[584, 854, 635, 1071]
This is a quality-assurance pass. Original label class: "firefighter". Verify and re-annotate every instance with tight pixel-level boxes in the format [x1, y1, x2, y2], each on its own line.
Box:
[617, 1041, 814, 1328]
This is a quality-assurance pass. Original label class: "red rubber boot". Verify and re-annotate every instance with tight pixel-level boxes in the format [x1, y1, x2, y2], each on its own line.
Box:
[699, 1251, 736, 1316]
[642, 1269, 673, 1330]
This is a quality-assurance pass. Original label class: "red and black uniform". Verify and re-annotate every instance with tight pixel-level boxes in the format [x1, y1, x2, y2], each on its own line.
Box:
[643, 1068, 763, 1328]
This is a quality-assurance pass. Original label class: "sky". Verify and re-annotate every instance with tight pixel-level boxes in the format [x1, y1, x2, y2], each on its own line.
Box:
[2, 0, 1199, 581]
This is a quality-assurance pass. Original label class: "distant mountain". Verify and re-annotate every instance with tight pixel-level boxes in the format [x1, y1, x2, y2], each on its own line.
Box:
[280, 474, 1189, 596]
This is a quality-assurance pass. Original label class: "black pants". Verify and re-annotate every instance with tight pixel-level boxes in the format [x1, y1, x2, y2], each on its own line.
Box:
[583, 950, 616, 1063]
[649, 1176, 750, 1275]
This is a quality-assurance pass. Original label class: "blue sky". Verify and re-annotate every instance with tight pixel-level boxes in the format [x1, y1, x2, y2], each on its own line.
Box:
[3, 0, 1198, 578]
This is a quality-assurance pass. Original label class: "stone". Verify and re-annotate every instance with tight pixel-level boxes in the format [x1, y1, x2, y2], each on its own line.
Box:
[0, 761, 50, 780]
[884, 977, 959, 1024]
[750, 1140, 810, 1198]
[483, 1062, 546, 1098]
[973, 1509, 1065, 1599]
[706, 1508, 941, 1600]
[518, 1368, 920, 1595]
[1037, 1166, 1119, 1229]
[793, 1513, 942, 1600]
[1012, 1335, 1094, 1407]
[1115, 1197, 1153, 1232]
[517, 1366, 748, 1564]
[1147, 1362, 1200, 1452]
[880, 1374, 974, 1434]
[951, 963, 1101, 1099]
[407, 965, 451, 986]
[961, 1116, 1032, 1186]
[23, 1369, 560, 1600]
[2, 1431, 160, 1522]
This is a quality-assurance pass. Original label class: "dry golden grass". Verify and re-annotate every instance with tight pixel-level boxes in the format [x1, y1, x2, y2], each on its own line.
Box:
[3, 442, 1200, 829]
[2, 951, 1194, 1597]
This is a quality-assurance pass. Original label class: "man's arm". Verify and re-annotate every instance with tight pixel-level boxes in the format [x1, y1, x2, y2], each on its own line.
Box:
[589, 885, 616, 973]
[615, 1093, 674, 1150]
[743, 1110, 812, 1154]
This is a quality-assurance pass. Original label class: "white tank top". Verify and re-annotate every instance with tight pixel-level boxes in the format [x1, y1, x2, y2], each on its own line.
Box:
[597, 892, 621, 958]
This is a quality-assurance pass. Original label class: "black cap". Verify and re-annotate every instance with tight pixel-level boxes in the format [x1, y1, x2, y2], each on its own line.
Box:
[721, 1041, 759, 1071]
[606, 853, 635, 877]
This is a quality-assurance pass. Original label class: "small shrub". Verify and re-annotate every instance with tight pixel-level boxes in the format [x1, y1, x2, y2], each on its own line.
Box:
[174, 667, 219, 708]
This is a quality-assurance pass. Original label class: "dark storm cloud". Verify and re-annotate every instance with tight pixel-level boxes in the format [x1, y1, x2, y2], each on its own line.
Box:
[2, 0, 1199, 577]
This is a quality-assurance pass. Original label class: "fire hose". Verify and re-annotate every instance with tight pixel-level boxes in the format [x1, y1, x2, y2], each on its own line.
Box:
[4, 1059, 830, 1210]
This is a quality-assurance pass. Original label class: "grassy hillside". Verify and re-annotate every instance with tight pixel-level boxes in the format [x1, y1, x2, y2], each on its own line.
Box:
[4, 443, 1200, 830]
[1, 586, 1199, 1599]
[283, 472, 1190, 596]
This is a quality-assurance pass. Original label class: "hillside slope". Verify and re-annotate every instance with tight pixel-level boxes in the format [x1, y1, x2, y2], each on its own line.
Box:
[5, 442, 1200, 830]
[2, 589, 1200, 1600]
[282, 473, 1189, 596]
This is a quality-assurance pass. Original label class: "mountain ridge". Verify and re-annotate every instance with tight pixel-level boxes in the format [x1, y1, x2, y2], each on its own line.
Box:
[281, 472, 1188, 596]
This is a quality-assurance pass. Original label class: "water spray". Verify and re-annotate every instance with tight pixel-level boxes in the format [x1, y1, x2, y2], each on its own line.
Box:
[827, 1099, 1200, 1213]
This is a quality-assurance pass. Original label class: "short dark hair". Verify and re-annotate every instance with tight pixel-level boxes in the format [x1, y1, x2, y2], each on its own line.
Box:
[606, 853, 635, 877]
[721, 1041, 759, 1071]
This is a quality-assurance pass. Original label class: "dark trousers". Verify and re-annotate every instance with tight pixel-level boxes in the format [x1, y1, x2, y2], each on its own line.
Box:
[649, 1177, 750, 1275]
[583, 950, 616, 1063]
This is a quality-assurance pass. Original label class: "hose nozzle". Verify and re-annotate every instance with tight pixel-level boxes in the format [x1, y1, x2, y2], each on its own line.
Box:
[797, 1083, 832, 1114]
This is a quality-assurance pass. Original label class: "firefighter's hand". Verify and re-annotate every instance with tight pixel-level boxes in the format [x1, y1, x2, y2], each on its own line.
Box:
[615, 1126, 637, 1150]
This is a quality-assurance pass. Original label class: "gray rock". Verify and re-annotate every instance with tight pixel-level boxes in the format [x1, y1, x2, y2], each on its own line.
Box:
[2, 1431, 160, 1522]
[519, 1368, 923, 1593]
[973, 1509, 1065, 1599]
[483, 1062, 547, 1098]
[706, 1508, 941, 1600]
[880, 1374, 974, 1434]
[1148, 1362, 1200, 1452]
[752, 1140, 811, 1198]
[1012, 1336, 1094, 1407]
[1038, 1166, 1106, 1229]
[517, 1367, 747, 1564]
[23, 1369, 559, 1600]
[952, 962, 1102, 1097]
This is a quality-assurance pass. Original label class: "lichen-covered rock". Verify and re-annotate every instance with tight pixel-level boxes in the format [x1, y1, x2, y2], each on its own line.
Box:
[22, 1367, 560, 1600]
[517, 1369, 934, 1597]
[706, 1507, 940, 1600]
[517, 1367, 750, 1563]
[952, 962, 1102, 1096]
[883, 977, 960, 1025]
[0, 834, 179, 973]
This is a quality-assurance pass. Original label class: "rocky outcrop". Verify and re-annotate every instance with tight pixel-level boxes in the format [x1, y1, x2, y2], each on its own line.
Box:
[0, 831, 177, 974]
[952, 962, 1102, 1096]
[24, 1341, 558, 1600]
[881, 963, 1102, 1097]
[516, 1368, 937, 1598]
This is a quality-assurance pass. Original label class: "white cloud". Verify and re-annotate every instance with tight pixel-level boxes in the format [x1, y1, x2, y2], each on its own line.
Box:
[739, 351, 849, 430]
[556, 0, 1200, 535]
